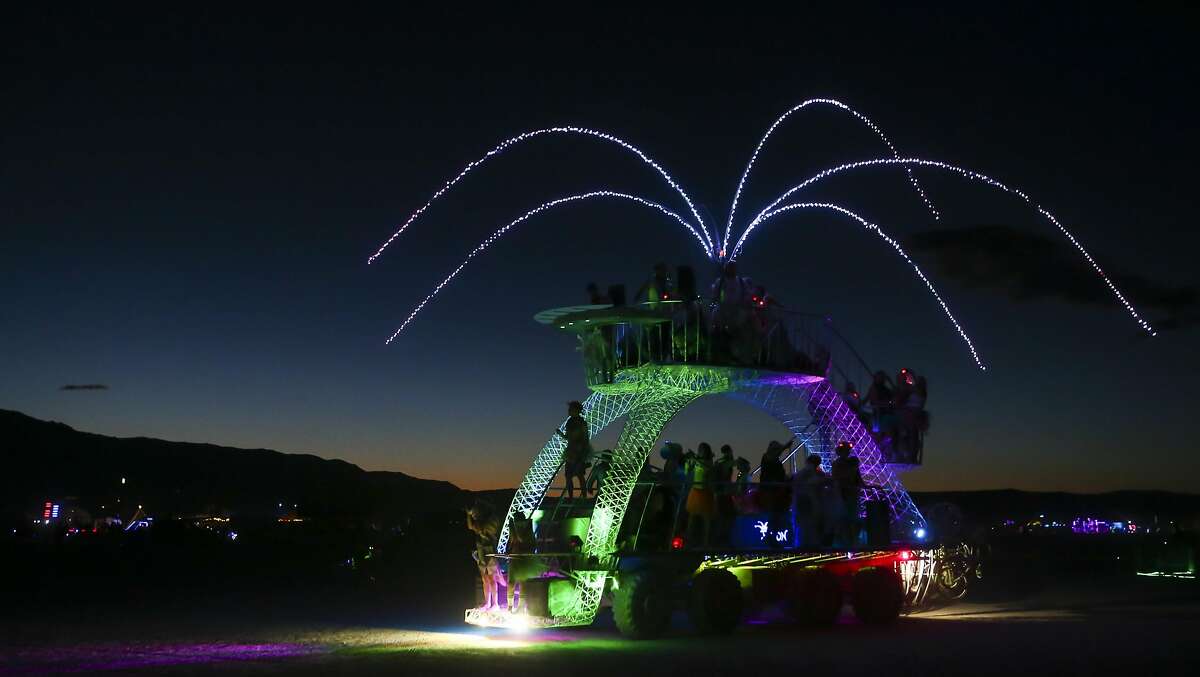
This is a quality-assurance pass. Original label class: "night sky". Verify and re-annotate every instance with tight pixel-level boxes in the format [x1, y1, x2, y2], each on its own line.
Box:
[3, 6, 1197, 492]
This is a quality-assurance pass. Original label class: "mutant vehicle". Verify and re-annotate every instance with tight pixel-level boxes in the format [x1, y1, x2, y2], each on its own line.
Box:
[466, 294, 980, 638]
[361, 100, 1146, 638]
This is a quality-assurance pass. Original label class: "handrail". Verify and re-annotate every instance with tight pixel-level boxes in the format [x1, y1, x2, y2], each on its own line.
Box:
[563, 297, 836, 385]
[555, 297, 898, 403]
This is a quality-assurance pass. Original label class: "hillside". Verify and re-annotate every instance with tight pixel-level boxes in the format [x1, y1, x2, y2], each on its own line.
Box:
[4, 409, 1198, 530]
[0, 409, 467, 525]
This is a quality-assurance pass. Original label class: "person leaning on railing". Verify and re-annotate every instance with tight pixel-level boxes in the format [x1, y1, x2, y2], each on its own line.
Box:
[863, 370, 895, 436]
[894, 369, 929, 463]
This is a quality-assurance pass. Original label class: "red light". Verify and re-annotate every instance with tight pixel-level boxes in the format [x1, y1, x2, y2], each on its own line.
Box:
[661, 293, 668, 300]
[897, 550, 912, 561]
[671, 536, 685, 550]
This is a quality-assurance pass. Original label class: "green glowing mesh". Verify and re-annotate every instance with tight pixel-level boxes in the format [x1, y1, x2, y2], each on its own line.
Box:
[497, 389, 637, 553]
[495, 364, 924, 628]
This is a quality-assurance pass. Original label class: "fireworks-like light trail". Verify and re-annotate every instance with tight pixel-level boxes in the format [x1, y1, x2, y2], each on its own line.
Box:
[372, 99, 1158, 365]
[384, 191, 702, 344]
[729, 157, 1156, 336]
[751, 201, 985, 369]
[367, 127, 715, 264]
[723, 98, 939, 253]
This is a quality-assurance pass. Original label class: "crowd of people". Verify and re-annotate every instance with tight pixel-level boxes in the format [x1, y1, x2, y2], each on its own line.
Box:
[465, 397, 903, 611]
[656, 437, 871, 550]
[464, 268, 934, 610]
[583, 261, 828, 376]
[843, 367, 930, 464]
[546, 395, 876, 552]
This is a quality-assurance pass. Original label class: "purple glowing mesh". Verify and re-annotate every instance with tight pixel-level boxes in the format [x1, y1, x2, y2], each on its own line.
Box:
[729, 377, 925, 536]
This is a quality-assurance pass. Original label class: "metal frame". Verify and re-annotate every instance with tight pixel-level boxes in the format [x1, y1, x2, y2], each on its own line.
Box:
[492, 363, 927, 628]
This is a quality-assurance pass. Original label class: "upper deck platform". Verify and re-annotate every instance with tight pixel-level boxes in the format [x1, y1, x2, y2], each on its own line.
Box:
[537, 300, 850, 393]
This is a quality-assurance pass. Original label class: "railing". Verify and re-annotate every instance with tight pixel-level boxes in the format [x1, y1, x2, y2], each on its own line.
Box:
[564, 299, 837, 387]
[550, 298, 890, 399]
[548, 299, 925, 466]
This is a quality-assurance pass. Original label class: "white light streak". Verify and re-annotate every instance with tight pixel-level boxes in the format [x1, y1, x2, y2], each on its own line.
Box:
[733, 157, 1156, 336]
[751, 202, 985, 370]
[385, 191, 705, 343]
[724, 98, 938, 253]
[368, 127, 714, 264]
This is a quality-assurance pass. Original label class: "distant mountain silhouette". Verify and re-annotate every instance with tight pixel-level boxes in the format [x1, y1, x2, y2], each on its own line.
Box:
[0, 409, 467, 526]
[3, 409, 1197, 529]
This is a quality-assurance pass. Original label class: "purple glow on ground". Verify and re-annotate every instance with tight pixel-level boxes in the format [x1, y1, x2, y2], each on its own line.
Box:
[2, 642, 325, 674]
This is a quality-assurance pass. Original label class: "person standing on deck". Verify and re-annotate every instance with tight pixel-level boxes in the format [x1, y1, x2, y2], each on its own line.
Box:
[831, 442, 864, 547]
[555, 400, 591, 500]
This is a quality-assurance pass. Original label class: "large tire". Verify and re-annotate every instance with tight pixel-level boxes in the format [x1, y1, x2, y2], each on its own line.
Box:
[688, 568, 743, 635]
[788, 567, 843, 627]
[851, 567, 903, 625]
[613, 572, 672, 639]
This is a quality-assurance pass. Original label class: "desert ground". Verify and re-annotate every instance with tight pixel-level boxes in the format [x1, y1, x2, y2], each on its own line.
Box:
[3, 572, 1197, 676]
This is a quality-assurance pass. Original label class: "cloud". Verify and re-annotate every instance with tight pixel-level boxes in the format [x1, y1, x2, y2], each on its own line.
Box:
[59, 384, 109, 391]
[908, 225, 1198, 331]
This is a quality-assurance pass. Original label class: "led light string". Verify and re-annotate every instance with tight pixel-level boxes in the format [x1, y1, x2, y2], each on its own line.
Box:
[724, 98, 938, 254]
[385, 191, 704, 343]
[752, 202, 985, 370]
[732, 157, 1155, 336]
[368, 127, 714, 264]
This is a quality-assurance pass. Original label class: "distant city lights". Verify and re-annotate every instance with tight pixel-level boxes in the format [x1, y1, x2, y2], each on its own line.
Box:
[1072, 517, 1139, 535]
[997, 516, 1148, 534]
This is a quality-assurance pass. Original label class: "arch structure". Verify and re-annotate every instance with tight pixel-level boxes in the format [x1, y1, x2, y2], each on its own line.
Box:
[496, 363, 926, 628]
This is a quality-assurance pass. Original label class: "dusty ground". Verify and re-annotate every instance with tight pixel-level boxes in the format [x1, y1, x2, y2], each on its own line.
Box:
[2, 575, 1197, 675]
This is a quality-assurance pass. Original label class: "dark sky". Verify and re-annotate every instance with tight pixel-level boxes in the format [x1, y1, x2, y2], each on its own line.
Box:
[3, 6, 1197, 492]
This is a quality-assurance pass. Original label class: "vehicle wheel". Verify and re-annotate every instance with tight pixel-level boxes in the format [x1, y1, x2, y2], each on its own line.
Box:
[613, 572, 672, 639]
[787, 567, 842, 627]
[688, 568, 743, 634]
[852, 567, 903, 624]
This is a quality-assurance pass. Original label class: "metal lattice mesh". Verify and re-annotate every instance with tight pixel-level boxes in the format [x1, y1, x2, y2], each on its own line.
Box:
[728, 378, 925, 536]
[496, 366, 925, 628]
[497, 390, 636, 553]
[552, 388, 698, 626]
[582, 390, 699, 559]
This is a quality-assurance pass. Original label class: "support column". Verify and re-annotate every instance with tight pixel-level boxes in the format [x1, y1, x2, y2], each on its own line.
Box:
[582, 389, 699, 560]
[551, 388, 697, 627]
[498, 390, 636, 553]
